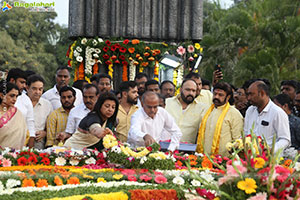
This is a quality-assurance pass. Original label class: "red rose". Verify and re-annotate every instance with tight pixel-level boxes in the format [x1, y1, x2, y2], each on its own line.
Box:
[17, 157, 28, 166]
[119, 47, 127, 53]
[41, 157, 50, 165]
[111, 45, 118, 51]
[111, 55, 117, 60]
[119, 55, 126, 60]
[114, 60, 120, 64]
[105, 60, 112, 65]
[103, 54, 110, 60]
[123, 39, 129, 45]
[103, 46, 109, 52]
[115, 43, 121, 48]
[105, 40, 111, 46]
[146, 146, 153, 152]
[122, 61, 128, 66]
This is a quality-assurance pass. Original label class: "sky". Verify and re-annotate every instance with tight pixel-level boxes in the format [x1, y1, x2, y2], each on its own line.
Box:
[21, 0, 233, 26]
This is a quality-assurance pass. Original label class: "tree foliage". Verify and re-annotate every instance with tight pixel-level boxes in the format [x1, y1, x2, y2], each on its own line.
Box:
[200, 0, 300, 94]
[0, 4, 71, 89]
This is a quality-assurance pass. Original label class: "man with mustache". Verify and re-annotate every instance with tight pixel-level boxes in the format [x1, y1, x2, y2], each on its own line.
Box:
[42, 66, 83, 110]
[244, 81, 290, 153]
[128, 91, 182, 151]
[56, 84, 99, 142]
[134, 73, 148, 108]
[46, 86, 76, 147]
[185, 72, 213, 105]
[115, 81, 139, 142]
[196, 82, 243, 156]
[165, 79, 207, 143]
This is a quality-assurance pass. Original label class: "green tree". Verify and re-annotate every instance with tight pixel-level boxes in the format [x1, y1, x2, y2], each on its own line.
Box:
[0, 2, 70, 89]
[200, 0, 300, 94]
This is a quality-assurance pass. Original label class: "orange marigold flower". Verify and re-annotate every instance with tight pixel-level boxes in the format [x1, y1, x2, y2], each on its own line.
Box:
[133, 61, 139, 66]
[36, 179, 48, 187]
[190, 160, 198, 166]
[144, 52, 150, 57]
[54, 176, 63, 186]
[148, 57, 155, 61]
[128, 48, 135, 54]
[138, 57, 144, 61]
[135, 54, 141, 58]
[141, 62, 149, 67]
[188, 155, 197, 161]
[154, 49, 161, 54]
[201, 157, 213, 169]
[144, 46, 150, 50]
[22, 178, 35, 187]
[284, 159, 292, 167]
[60, 171, 71, 179]
[132, 39, 140, 45]
[67, 177, 80, 185]
[175, 160, 183, 166]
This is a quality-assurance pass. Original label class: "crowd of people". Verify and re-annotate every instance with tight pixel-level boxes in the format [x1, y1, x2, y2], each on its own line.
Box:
[0, 66, 299, 156]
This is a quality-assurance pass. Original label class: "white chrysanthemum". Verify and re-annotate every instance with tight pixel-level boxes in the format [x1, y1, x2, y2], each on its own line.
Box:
[140, 156, 147, 164]
[200, 171, 214, 182]
[6, 179, 21, 189]
[69, 158, 79, 166]
[172, 176, 185, 185]
[81, 38, 87, 44]
[76, 47, 82, 52]
[191, 179, 201, 187]
[194, 152, 203, 157]
[73, 50, 80, 57]
[93, 54, 99, 58]
[88, 59, 96, 66]
[102, 151, 107, 158]
[76, 56, 83, 62]
[95, 48, 101, 53]
[85, 157, 96, 165]
[55, 157, 66, 166]
[111, 146, 121, 154]
[92, 39, 98, 46]
[98, 38, 104, 43]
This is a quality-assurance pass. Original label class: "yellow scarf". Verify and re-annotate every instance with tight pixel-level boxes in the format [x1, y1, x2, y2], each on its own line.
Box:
[196, 102, 230, 154]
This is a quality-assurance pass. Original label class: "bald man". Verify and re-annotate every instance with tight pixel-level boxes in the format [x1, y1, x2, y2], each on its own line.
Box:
[244, 81, 291, 153]
[127, 91, 182, 151]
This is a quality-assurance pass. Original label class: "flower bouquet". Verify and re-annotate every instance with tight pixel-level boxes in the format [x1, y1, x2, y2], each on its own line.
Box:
[188, 133, 300, 200]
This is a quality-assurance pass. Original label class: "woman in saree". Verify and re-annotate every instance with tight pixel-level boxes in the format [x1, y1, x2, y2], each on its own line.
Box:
[0, 81, 27, 150]
[64, 92, 119, 151]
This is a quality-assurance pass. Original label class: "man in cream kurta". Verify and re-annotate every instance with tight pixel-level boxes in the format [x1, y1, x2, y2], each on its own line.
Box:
[165, 79, 208, 143]
[116, 81, 139, 142]
[196, 82, 243, 156]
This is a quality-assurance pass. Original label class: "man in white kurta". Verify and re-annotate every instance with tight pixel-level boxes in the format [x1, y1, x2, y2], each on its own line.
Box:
[128, 91, 182, 151]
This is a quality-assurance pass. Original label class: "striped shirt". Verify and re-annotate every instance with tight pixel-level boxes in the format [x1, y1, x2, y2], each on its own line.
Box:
[46, 107, 69, 146]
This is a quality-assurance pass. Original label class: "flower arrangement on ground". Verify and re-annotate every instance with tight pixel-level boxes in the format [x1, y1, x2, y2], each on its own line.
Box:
[189, 133, 300, 200]
[103, 135, 176, 170]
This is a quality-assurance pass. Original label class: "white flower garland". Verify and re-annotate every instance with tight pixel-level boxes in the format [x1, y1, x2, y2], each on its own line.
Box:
[129, 61, 136, 81]
[0, 181, 154, 195]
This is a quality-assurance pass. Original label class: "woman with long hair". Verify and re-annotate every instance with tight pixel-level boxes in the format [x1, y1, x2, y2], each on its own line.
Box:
[64, 92, 119, 151]
[0, 81, 27, 149]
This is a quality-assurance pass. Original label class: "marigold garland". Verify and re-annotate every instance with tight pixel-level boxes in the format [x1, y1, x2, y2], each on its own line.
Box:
[122, 63, 128, 81]
[44, 192, 129, 200]
[93, 62, 99, 74]
[129, 189, 177, 200]
[78, 62, 85, 80]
